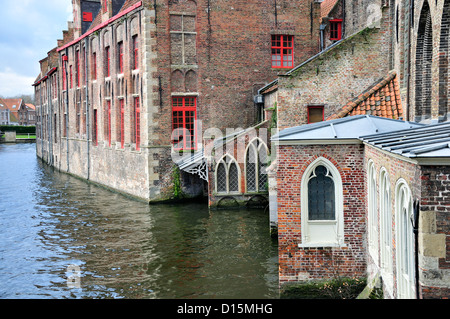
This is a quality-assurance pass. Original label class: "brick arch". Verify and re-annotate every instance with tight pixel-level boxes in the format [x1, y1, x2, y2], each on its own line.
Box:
[415, 0, 433, 121]
[169, 0, 197, 13]
[439, 0, 450, 121]
[171, 69, 184, 92]
[185, 69, 197, 92]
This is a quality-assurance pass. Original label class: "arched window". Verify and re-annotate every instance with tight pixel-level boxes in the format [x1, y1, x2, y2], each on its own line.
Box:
[300, 157, 344, 247]
[395, 179, 416, 299]
[308, 165, 335, 221]
[415, 0, 433, 121]
[439, 0, 450, 120]
[215, 155, 241, 194]
[380, 168, 393, 294]
[368, 160, 379, 261]
[245, 138, 269, 193]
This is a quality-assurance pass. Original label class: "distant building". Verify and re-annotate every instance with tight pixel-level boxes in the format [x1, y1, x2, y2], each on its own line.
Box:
[18, 103, 36, 126]
[0, 103, 10, 125]
[0, 98, 24, 125]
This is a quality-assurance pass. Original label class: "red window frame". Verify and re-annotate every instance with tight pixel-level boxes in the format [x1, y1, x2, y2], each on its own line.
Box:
[172, 96, 197, 151]
[271, 35, 294, 68]
[93, 109, 98, 146]
[134, 97, 141, 151]
[118, 42, 124, 74]
[92, 52, 97, 80]
[76, 50, 80, 87]
[330, 19, 343, 41]
[120, 99, 125, 149]
[104, 0, 108, 12]
[83, 12, 93, 22]
[307, 105, 324, 124]
[69, 65, 73, 88]
[107, 100, 111, 146]
[62, 55, 67, 90]
[105, 46, 110, 77]
[133, 36, 139, 70]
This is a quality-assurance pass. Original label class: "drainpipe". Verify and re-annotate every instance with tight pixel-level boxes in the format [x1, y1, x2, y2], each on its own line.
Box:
[64, 49, 70, 172]
[40, 84, 44, 159]
[47, 72, 53, 166]
[413, 200, 420, 299]
[84, 38, 90, 180]
[320, 24, 326, 51]
[342, 0, 346, 39]
[406, 0, 413, 121]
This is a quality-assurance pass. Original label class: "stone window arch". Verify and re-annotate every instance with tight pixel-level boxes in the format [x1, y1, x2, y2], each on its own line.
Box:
[245, 138, 269, 193]
[395, 179, 416, 299]
[439, 0, 450, 121]
[215, 155, 241, 194]
[415, 0, 433, 121]
[300, 157, 344, 247]
[379, 167, 393, 294]
[367, 160, 379, 261]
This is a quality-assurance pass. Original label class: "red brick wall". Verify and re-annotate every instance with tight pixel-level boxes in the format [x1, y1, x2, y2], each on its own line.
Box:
[277, 143, 366, 283]
[154, 0, 321, 141]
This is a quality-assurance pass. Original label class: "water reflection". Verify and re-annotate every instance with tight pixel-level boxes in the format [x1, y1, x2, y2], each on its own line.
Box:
[0, 143, 278, 299]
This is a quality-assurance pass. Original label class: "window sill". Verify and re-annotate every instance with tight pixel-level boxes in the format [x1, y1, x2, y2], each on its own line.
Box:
[298, 242, 346, 248]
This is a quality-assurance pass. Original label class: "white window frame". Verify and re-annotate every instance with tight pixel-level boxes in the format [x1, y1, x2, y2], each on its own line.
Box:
[395, 179, 416, 299]
[299, 157, 344, 248]
[367, 160, 379, 261]
[244, 138, 269, 193]
[379, 168, 393, 295]
[215, 154, 241, 194]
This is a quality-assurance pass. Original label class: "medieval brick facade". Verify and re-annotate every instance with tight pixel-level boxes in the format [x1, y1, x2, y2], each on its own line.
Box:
[34, 0, 322, 203]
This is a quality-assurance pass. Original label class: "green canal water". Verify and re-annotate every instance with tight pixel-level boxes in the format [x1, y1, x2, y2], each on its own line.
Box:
[0, 143, 279, 299]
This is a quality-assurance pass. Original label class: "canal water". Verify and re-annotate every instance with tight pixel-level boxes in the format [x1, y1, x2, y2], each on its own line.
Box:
[0, 143, 279, 299]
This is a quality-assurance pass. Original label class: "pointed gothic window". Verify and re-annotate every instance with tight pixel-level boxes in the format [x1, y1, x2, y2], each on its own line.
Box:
[300, 157, 344, 247]
[215, 155, 240, 194]
[245, 138, 269, 193]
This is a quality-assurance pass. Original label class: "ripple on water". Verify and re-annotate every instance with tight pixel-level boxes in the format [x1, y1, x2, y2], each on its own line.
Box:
[0, 143, 279, 299]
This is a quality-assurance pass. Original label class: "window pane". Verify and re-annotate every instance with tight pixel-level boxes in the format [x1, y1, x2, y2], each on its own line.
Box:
[308, 166, 335, 220]
[217, 163, 227, 193]
[229, 163, 239, 192]
[246, 147, 257, 192]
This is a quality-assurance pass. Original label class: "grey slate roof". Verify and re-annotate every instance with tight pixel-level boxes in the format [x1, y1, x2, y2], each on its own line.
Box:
[361, 121, 450, 158]
[272, 115, 424, 142]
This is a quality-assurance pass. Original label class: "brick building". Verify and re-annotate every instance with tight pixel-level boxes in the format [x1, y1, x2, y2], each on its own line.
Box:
[34, 0, 322, 202]
[18, 103, 36, 126]
[266, 0, 450, 299]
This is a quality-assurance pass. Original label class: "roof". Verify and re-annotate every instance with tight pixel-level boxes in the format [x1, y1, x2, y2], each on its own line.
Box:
[57, 1, 143, 52]
[272, 115, 424, 142]
[361, 121, 450, 159]
[25, 104, 36, 111]
[321, 0, 339, 20]
[327, 71, 403, 120]
[0, 98, 22, 113]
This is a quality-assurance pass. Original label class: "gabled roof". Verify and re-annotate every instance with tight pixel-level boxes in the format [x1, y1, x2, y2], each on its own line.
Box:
[327, 71, 403, 120]
[0, 98, 22, 113]
[361, 121, 450, 159]
[272, 115, 423, 142]
[321, 0, 339, 20]
[25, 104, 36, 111]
